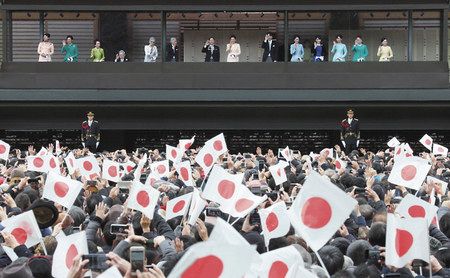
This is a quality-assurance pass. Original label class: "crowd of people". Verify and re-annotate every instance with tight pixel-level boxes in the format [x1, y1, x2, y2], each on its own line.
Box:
[0, 132, 448, 277]
[37, 32, 395, 63]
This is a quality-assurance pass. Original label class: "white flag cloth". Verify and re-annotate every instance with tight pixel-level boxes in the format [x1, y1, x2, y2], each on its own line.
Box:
[144, 172, 160, 187]
[165, 193, 193, 220]
[102, 159, 121, 183]
[55, 140, 62, 155]
[221, 185, 267, 218]
[404, 143, 414, 156]
[427, 176, 448, 195]
[395, 194, 438, 226]
[334, 158, 347, 171]
[127, 181, 160, 219]
[286, 262, 317, 278]
[206, 133, 228, 157]
[433, 143, 448, 156]
[269, 160, 289, 186]
[187, 188, 207, 226]
[166, 144, 183, 163]
[46, 155, 60, 174]
[3, 246, 18, 262]
[150, 159, 169, 178]
[121, 160, 136, 174]
[64, 152, 77, 175]
[179, 135, 195, 151]
[134, 153, 148, 181]
[27, 155, 51, 173]
[1, 210, 42, 248]
[419, 134, 433, 151]
[37, 147, 48, 156]
[259, 202, 291, 246]
[280, 146, 292, 162]
[288, 171, 357, 251]
[43, 171, 83, 209]
[76, 155, 100, 180]
[320, 148, 333, 159]
[175, 160, 194, 187]
[385, 213, 429, 268]
[52, 231, 89, 278]
[97, 266, 122, 278]
[0, 140, 10, 161]
[202, 165, 244, 205]
[254, 246, 304, 278]
[387, 156, 431, 191]
[195, 143, 218, 174]
[387, 137, 401, 148]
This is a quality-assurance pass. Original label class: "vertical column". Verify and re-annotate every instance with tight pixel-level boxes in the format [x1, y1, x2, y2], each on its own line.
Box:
[161, 11, 166, 63]
[284, 10, 289, 62]
[440, 8, 448, 63]
[2, 10, 13, 62]
[1, 10, 8, 62]
[39, 11, 45, 39]
[407, 10, 413, 61]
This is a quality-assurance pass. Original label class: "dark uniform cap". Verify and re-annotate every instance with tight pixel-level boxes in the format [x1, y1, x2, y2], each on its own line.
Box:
[87, 112, 95, 116]
[347, 109, 354, 114]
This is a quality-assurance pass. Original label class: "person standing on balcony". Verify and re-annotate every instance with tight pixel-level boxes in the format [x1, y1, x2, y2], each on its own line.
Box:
[261, 32, 278, 62]
[312, 36, 327, 62]
[61, 35, 78, 62]
[226, 35, 241, 62]
[144, 37, 158, 62]
[166, 37, 179, 62]
[90, 40, 105, 62]
[290, 35, 304, 62]
[377, 37, 394, 62]
[202, 37, 220, 62]
[114, 50, 128, 62]
[37, 33, 54, 62]
[81, 112, 100, 152]
[331, 34, 347, 62]
[352, 35, 368, 62]
[340, 109, 360, 153]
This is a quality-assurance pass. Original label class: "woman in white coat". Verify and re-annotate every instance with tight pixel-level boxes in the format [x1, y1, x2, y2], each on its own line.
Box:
[226, 35, 241, 62]
[144, 37, 158, 62]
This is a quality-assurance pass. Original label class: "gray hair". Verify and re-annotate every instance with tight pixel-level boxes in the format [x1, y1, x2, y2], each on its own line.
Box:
[170, 37, 177, 43]
[149, 37, 156, 43]
[119, 50, 125, 55]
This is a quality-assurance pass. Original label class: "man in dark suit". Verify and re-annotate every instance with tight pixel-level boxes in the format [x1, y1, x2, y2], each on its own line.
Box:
[261, 32, 278, 62]
[202, 37, 220, 62]
[166, 37, 179, 62]
[340, 109, 360, 153]
[81, 112, 100, 152]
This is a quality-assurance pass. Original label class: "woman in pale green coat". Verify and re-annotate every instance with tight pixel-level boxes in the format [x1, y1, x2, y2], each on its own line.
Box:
[351, 35, 368, 62]
[90, 40, 105, 62]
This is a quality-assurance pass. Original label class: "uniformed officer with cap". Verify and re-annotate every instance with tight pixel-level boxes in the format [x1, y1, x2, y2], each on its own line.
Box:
[340, 109, 360, 153]
[81, 112, 100, 151]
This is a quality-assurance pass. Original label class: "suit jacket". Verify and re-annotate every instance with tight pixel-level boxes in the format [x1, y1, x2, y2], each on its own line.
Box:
[81, 120, 101, 142]
[166, 44, 179, 62]
[261, 40, 278, 62]
[202, 45, 220, 62]
[340, 118, 360, 141]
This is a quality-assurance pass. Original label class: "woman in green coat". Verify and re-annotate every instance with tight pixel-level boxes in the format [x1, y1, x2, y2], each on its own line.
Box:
[61, 35, 78, 62]
[90, 40, 105, 62]
[352, 35, 368, 62]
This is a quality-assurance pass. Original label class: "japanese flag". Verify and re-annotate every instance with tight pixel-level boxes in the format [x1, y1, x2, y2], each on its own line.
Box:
[175, 160, 194, 187]
[387, 137, 401, 148]
[206, 133, 228, 157]
[280, 146, 292, 162]
[166, 144, 183, 163]
[387, 156, 431, 191]
[269, 160, 289, 186]
[179, 135, 195, 151]
[385, 213, 429, 268]
[144, 172, 160, 187]
[76, 155, 100, 180]
[64, 152, 77, 175]
[433, 143, 448, 156]
[150, 160, 169, 177]
[335, 158, 347, 171]
[121, 160, 136, 174]
[187, 188, 207, 226]
[27, 155, 50, 173]
[1, 210, 42, 248]
[127, 181, 160, 219]
[427, 176, 448, 195]
[165, 193, 193, 220]
[52, 231, 89, 278]
[222, 184, 267, 218]
[320, 148, 333, 159]
[46, 155, 60, 174]
[195, 143, 217, 174]
[404, 143, 414, 156]
[254, 246, 304, 278]
[0, 140, 10, 161]
[102, 159, 121, 183]
[37, 147, 48, 156]
[395, 194, 438, 226]
[43, 171, 83, 209]
[202, 165, 244, 206]
[288, 171, 357, 251]
[259, 201, 291, 246]
[419, 134, 433, 151]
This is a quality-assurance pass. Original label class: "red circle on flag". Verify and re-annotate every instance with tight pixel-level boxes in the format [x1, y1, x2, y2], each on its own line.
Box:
[66, 244, 78, 269]
[395, 228, 413, 257]
[108, 166, 118, 177]
[149, 178, 156, 186]
[438, 147, 444, 152]
[180, 167, 189, 181]
[127, 165, 134, 172]
[266, 212, 279, 232]
[185, 143, 192, 149]
[181, 255, 223, 278]
[137, 190, 150, 207]
[401, 165, 417, 181]
[54, 181, 69, 198]
[69, 158, 74, 167]
[235, 198, 254, 212]
[268, 261, 289, 278]
[0, 145, 6, 154]
[301, 197, 332, 229]
[218, 180, 235, 199]
[425, 139, 432, 145]
[157, 165, 166, 175]
[405, 153, 412, 157]
[203, 154, 213, 167]
[396, 148, 401, 155]
[408, 205, 426, 218]
[83, 161, 93, 171]
[171, 149, 178, 159]
[213, 140, 223, 152]
[284, 150, 289, 157]
[33, 157, 44, 168]
[49, 157, 57, 168]
[276, 168, 282, 177]
[11, 227, 27, 245]
[173, 200, 186, 213]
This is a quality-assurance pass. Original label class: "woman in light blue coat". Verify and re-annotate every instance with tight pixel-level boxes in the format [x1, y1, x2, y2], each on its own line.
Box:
[331, 34, 347, 62]
[290, 36, 304, 62]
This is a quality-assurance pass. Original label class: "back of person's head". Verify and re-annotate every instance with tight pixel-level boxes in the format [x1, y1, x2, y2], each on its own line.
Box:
[330, 237, 351, 255]
[15, 192, 31, 211]
[368, 222, 386, 247]
[86, 193, 103, 215]
[332, 270, 356, 278]
[372, 212, 387, 224]
[35, 236, 57, 256]
[346, 240, 372, 266]
[359, 204, 374, 220]
[1, 257, 33, 278]
[179, 235, 197, 250]
[439, 212, 450, 238]
[318, 245, 345, 275]
[268, 237, 289, 251]
[353, 263, 381, 278]
[28, 256, 52, 278]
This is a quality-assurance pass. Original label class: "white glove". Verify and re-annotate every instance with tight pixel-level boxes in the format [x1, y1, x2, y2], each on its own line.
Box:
[341, 141, 346, 148]
[82, 142, 85, 148]
[357, 140, 360, 147]
[96, 142, 99, 148]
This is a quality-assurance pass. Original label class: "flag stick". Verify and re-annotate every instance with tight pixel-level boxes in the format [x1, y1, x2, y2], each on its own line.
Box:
[230, 217, 241, 226]
[314, 249, 331, 278]
[227, 214, 231, 223]
[419, 266, 423, 276]
[40, 238, 48, 255]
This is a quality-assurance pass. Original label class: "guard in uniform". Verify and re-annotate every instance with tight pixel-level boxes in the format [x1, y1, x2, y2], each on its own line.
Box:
[340, 109, 360, 153]
[81, 112, 100, 152]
